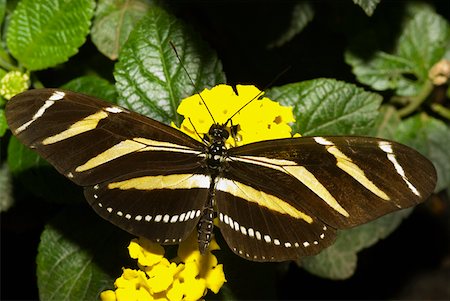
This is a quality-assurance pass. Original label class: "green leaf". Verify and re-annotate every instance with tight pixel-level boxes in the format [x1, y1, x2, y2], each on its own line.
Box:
[114, 6, 226, 125]
[397, 10, 449, 79]
[0, 108, 7, 137]
[345, 51, 418, 95]
[91, 0, 150, 60]
[267, 2, 314, 48]
[0, 45, 15, 71]
[7, 135, 45, 174]
[0, 0, 6, 26]
[369, 105, 401, 139]
[0, 162, 14, 212]
[394, 114, 450, 192]
[346, 8, 450, 96]
[6, 0, 95, 71]
[7, 136, 82, 203]
[266, 78, 382, 136]
[301, 208, 412, 280]
[62, 75, 118, 103]
[352, 0, 381, 16]
[37, 208, 130, 301]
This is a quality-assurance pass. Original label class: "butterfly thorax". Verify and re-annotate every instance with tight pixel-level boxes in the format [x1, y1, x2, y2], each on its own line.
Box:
[205, 124, 230, 173]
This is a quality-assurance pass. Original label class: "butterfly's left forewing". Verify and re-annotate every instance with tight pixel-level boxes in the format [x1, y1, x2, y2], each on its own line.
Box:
[6, 88, 209, 243]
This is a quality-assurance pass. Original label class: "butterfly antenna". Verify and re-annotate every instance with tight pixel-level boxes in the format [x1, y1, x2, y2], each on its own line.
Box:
[226, 66, 291, 125]
[170, 41, 216, 124]
[188, 117, 207, 142]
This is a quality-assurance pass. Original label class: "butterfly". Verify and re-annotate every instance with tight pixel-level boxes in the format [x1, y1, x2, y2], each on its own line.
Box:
[5, 88, 437, 261]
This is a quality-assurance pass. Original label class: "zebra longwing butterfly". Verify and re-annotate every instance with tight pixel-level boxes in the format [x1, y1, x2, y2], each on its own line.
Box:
[6, 88, 436, 261]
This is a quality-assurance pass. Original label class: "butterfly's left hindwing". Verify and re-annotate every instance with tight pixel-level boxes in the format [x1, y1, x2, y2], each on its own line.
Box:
[6, 88, 208, 243]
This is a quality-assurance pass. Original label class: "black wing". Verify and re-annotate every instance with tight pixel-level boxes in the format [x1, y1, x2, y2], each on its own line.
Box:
[6, 88, 209, 243]
[214, 136, 436, 261]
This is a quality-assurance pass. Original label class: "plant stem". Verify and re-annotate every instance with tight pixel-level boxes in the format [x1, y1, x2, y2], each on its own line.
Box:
[431, 103, 450, 120]
[397, 80, 434, 117]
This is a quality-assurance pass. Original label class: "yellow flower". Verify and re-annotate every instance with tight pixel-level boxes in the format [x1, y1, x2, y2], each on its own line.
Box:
[0, 71, 30, 100]
[175, 84, 297, 146]
[100, 235, 226, 301]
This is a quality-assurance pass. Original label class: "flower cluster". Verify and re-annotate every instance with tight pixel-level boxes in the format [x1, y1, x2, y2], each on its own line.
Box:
[0, 70, 29, 100]
[100, 234, 226, 301]
[175, 84, 297, 146]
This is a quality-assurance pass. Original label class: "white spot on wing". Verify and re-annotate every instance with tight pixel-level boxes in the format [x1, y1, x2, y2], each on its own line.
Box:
[49, 91, 65, 100]
[170, 215, 178, 223]
[163, 214, 170, 223]
[154, 215, 162, 222]
[233, 221, 239, 231]
[248, 228, 254, 237]
[314, 137, 334, 146]
[105, 106, 123, 113]
[378, 141, 393, 153]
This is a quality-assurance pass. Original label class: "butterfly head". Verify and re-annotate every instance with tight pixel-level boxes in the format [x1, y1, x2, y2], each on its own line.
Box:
[208, 123, 230, 141]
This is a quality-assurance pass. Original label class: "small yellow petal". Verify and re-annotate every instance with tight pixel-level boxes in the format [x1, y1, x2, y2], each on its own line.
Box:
[166, 279, 184, 301]
[116, 288, 139, 301]
[129, 238, 165, 267]
[136, 287, 152, 301]
[183, 278, 207, 301]
[205, 264, 227, 294]
[100, 290, 117, 301]
[147, 261, 178, 293]
[180, 261, 200, 279]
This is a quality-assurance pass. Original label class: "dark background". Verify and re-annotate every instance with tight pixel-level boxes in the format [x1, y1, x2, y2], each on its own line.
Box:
[2, 0, 450, 300]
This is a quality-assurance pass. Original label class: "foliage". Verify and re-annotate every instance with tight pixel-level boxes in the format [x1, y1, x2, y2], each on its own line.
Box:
[1, 1, 448, 300]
